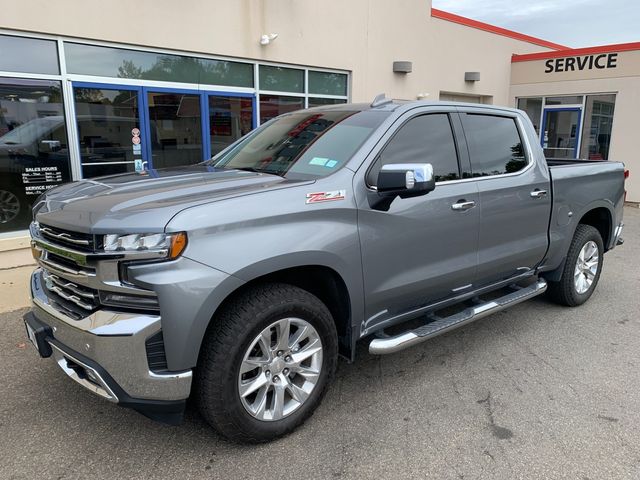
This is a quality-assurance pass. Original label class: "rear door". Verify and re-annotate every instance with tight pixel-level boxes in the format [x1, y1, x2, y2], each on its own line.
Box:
[356, 109, 480, 334]
[459, 109, 551, 285]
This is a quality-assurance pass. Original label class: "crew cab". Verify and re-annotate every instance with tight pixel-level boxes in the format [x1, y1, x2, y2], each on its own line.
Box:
[23, 97, 625, 442]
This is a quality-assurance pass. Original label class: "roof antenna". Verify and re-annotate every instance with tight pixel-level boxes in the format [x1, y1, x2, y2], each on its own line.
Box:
[370, 93, 392, 108]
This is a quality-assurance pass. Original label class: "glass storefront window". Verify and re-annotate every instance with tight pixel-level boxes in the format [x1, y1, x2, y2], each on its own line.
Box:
[580, 94, 616, 160]
[308, 71, 348, 96]
[0, 35, 60, 75]
[209, 95, 254, 156]
[73, 87, 142, 178]
[259, 66, 304, 93]
[308, 97, 348, 108]
[517, 97, 543, 135]
[65, 43, 254, 88]
[259, 95, 305, 124]
[0, 78, 71, 232]
[147, 92, 203, 169]
[545, 96, 583, 106]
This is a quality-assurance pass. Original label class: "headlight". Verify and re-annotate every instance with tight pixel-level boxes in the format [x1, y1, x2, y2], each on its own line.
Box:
[103, 232, 187, 259]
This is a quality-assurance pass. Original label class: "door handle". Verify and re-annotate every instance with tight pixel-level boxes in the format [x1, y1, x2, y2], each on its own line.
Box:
[530, 189, 548, 198]
[451, 200, 476, 211]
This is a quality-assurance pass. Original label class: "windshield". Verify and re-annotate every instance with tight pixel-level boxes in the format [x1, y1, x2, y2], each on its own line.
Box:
[208, 109, 389, 179]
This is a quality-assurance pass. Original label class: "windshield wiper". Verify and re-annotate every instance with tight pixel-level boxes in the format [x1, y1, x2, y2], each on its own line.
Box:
[224, 166, 284, 177]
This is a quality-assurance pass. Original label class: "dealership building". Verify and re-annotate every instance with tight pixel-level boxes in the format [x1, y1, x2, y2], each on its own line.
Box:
[0, 0, 638, 247]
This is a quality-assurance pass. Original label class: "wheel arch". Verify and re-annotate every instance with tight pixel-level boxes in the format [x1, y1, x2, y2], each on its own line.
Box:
[199, 263, 357, 365]
[542, 201, 614, 282]
[577, 205, 613, 250]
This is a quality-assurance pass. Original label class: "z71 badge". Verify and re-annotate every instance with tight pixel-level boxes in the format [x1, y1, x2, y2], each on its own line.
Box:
[305, 190, 346, 204]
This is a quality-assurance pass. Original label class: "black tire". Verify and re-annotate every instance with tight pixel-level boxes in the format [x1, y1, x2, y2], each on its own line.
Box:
[197, 283, 338, 443]
[547, 224, 604, 307]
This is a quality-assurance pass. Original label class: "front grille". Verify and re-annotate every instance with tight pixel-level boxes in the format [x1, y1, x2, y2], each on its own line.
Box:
[42, 270, 99, 317]
[39, 224, 97, 252]
[145, 331, 168, 373]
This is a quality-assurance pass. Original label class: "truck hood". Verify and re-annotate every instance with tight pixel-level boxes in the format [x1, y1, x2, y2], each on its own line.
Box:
[35, 166, 308, 233]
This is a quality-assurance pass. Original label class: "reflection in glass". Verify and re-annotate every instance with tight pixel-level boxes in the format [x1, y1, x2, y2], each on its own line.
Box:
[462, 114, 527, 176]
[211, 110, 389, 180]
[258, 66, 304, 93]
[517, 97, 543, 135]
[0, 79, 71, 233]
[308, 97, 347, 108]
[0, 34, 60, 75]
[209, 96, 254, 156]
[148, 92, 203, 169]
[542, 110, 580, 159]
[65, 43, 253, 87]
[259, 95, 304, 124]
[73, 88, 141, 178]
[369, 114, 460, 185]
[580, 94, 616, 160]
[545, 96, 583, 106]
[308, 71, 348, 96]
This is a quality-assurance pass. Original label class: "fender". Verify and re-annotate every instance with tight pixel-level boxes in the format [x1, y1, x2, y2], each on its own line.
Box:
[541, 199, 615, 281]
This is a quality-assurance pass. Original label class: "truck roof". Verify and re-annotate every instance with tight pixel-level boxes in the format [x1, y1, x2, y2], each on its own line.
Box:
[308, 98, 523, 116]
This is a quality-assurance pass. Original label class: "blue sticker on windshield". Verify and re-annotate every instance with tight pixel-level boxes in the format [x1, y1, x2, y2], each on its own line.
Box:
[309, 157, 338, 168]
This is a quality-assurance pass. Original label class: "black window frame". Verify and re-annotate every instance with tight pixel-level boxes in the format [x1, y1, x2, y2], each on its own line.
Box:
[365, 111, 463, 188]
[459, 112, 531, 178]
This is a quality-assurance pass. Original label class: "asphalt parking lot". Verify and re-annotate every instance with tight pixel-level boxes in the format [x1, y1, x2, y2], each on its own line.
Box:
[1, 207, 639, 480]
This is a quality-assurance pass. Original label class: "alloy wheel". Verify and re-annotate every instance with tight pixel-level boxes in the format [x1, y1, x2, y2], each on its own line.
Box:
[238, 317, 323, 421]
[0, 190, 20, 224]
[574, 240, 599, 294]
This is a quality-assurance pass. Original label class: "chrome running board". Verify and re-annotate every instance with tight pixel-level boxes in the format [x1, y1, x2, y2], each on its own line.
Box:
[369, 279, 547, 355]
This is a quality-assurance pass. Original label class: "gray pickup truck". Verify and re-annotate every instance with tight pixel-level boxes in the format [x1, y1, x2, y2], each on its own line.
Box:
[24, 97, 625, 443]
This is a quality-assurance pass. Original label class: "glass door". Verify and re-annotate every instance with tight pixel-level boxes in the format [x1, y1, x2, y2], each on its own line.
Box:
[144, 88, 204, 169]
[206, 93, 255, 157]
[72, 83, 146, 178]
[72, 84, 258, 177]
[541, 107, 581, 159]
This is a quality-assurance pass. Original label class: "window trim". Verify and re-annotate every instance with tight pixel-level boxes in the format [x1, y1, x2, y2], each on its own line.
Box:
[454, 110, 535, 182]
[364, 111, 463, 188]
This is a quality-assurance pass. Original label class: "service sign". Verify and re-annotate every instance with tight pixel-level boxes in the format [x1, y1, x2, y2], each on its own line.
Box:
[545, 53, 618, 73]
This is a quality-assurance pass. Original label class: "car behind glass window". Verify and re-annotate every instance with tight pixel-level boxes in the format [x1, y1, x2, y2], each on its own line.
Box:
[462, 114, 527, 176]
[367, 113, 460, 185]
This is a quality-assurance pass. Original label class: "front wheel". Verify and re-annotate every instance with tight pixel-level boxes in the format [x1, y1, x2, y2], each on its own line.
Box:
[547, 224, 604, 307]
[197, 283, 338, 443]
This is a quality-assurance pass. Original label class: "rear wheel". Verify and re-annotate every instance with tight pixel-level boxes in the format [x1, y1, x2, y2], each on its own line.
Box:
[197, 283, 338, 443]
[547, 224, 604, 306]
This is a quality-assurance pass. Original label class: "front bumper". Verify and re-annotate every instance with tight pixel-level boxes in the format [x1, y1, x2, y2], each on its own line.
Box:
[27, 269, 192, 423]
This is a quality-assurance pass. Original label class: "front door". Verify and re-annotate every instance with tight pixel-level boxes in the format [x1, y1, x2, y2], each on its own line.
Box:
[357, 111, 479, 334]
[541, 107, 581, 159]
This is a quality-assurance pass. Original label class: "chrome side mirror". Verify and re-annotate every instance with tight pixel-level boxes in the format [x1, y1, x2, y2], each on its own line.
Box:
[369, 163, 436, 211]
[377, 163, 435, 197]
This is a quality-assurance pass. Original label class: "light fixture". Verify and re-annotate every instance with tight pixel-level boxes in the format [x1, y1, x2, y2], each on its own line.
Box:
[416, 93, 430, 100]
[260, 33, 279, 46]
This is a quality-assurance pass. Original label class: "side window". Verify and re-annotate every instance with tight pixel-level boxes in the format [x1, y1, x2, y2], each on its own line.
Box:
[461, 114, 527, 176]
[367, 113, 460, 185]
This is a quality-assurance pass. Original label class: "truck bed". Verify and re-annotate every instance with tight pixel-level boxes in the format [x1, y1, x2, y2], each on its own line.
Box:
[542, 158, 626, 276]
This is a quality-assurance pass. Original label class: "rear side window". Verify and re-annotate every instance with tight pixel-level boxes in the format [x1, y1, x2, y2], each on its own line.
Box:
[367, 113, 460, 185]
[461, 114, 527, 176]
